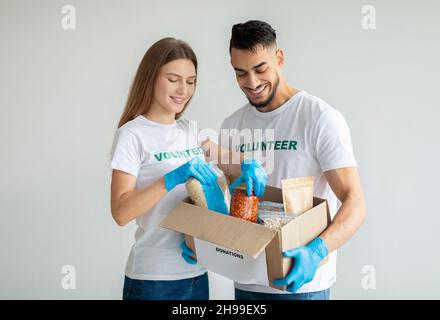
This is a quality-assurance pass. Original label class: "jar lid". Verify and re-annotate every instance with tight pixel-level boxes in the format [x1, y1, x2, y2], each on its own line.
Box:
[233, 183, 247, 191]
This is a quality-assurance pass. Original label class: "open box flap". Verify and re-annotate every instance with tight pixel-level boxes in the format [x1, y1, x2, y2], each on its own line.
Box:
[160, 202, 278, 258]
[280, 198, 330, 251]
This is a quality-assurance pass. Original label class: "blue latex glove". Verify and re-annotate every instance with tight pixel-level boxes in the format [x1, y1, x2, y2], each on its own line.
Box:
[164, 157, 217, 191]
[180, 241, 197, 265]
[201, 183, 229, 214]
[272, 237, 329, 293]
[229, 159, 267, 197]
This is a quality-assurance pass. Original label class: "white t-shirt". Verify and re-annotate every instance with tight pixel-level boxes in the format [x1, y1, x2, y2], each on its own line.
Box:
[110, 115, 206, 280]
[220, 90, 357, 294]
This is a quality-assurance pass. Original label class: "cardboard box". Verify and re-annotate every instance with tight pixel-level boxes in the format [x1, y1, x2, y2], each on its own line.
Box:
[160, 185, 330, 291]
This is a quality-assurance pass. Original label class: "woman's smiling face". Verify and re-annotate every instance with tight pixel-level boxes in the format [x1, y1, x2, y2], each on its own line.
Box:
[152, 58, 197, 115]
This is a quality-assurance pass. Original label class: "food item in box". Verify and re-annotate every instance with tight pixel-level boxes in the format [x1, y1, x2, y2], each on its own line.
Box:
[281, 176, 314, 216]
[258, 201, 285, 213]
[185, 166, 230, 214]
[230, 184, 259, 223]
[257, 201, 296, 230]
[261, 215, 295, 230]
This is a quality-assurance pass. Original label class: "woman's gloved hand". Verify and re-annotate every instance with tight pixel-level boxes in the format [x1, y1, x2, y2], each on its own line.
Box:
[180, 241, 197, 265]
[164, 157, 218, 192]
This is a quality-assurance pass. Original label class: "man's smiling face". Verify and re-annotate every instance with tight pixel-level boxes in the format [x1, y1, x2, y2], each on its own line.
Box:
[230, 44, 282, 109]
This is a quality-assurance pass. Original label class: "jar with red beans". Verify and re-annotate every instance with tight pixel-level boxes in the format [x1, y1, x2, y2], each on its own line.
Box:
[230, 184, 259, 223]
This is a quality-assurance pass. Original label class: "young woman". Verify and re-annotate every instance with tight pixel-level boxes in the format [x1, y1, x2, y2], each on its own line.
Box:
[110, 38, 219, 300]
[110, 37, 267, 300]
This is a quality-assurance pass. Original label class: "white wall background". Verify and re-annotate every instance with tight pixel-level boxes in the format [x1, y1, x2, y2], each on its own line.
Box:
[1, 0, 439, 299]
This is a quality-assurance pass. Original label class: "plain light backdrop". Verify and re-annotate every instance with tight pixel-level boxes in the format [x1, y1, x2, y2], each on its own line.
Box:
[1, 0, 439, 299]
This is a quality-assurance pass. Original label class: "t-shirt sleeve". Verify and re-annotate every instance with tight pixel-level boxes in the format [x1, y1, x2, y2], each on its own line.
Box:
[314, 109, 357, 172]
[110, 128, 142, 177]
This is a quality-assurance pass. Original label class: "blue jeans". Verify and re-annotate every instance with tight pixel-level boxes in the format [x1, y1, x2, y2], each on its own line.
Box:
[235, 288, 330, 300]
[123, 273, 209, 300]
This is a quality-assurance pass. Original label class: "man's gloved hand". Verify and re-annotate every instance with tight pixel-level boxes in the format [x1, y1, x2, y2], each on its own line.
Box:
[272, 237, 329, 293]
[180, 241, 197, 265]
[229, 159, 267, 197]
[164, 157, 218, 192]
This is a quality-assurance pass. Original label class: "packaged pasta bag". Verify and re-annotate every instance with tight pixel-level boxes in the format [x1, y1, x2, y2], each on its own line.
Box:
[186, 165, 230, 215]
[281, 176, 314, 216]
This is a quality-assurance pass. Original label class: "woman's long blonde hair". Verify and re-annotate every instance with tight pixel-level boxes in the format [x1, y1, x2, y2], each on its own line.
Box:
[118, 38, 198, 128]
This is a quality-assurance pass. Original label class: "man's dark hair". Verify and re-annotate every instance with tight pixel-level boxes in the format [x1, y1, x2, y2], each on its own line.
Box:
[229, 20, 277, 53]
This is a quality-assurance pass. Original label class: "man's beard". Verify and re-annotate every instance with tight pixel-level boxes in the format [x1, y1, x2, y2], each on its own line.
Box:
[247, 76, 280, 109]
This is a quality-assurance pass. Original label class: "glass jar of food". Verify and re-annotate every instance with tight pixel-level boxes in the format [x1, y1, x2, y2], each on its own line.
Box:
[230, 184, 259, 223]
